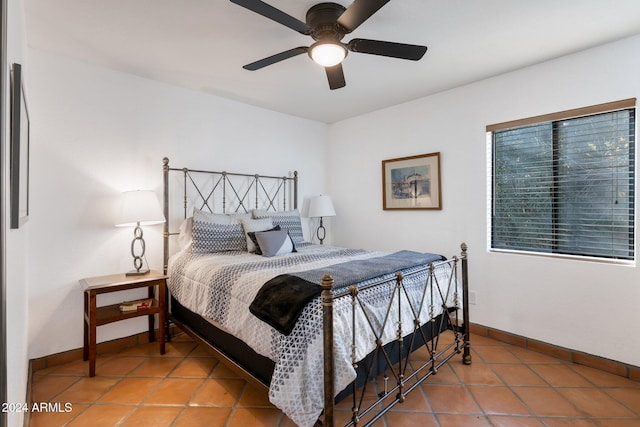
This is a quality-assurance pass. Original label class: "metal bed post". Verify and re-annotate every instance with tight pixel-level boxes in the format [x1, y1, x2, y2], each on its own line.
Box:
[282, 176, 287, 211]
[182, 169, 187, 215]
[222, 172, 227, 213]
[162, 157, 170, 275]
[162, 158, 172, 343]
[395, 272, 405, 403]
[461, 243, 472, 365]
[254, 174, 260, 209]
[322, 273, 335, 427]
[293, 171, 298, 210]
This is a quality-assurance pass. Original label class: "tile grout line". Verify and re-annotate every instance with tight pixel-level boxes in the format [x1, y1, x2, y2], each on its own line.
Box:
[438, 347, 493, 426]
[562, 361, 640, 418]
[479, 340, 631, 424]
[80, 340, 194, 426]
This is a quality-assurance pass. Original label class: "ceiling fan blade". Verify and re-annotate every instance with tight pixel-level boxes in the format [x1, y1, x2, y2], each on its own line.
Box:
[230, 0, 311, 34]
[243, 47, 308, 71]
[337, 0, 391, 32]
[348, 38, 427, 60]
[325, 64, 346, 90]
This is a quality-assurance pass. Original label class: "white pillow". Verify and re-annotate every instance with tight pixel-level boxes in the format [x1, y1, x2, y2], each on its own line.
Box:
[178, 217, 193, 250]
[194, 209, 251, 225]
[241, 218, 274, 253]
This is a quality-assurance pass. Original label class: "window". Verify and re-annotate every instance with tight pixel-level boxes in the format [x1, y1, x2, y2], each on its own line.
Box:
[488, 99, 636, 261]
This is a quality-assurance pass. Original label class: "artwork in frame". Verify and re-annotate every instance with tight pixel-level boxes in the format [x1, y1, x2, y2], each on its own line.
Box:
[10, 63, 30, 229]
[382, 152, 441, 210]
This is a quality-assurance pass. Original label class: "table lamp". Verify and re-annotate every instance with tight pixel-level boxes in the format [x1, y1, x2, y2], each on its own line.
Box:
[308, 195, 336, 245]
[116, 190, 165, 276]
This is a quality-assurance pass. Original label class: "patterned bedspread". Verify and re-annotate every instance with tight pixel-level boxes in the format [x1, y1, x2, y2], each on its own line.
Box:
[168, 243, 459, 427]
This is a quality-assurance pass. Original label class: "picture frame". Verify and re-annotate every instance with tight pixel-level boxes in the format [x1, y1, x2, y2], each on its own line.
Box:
[10, 63, 30, 229]
[382, 152, 441, 210]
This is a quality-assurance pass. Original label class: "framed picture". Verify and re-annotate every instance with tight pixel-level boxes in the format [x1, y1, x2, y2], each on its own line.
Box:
[10, 63, 30, 229]
[382, 152, 441, 210]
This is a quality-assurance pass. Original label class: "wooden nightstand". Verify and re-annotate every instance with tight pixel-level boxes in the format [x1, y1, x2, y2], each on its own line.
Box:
[80, 270, 167, 377]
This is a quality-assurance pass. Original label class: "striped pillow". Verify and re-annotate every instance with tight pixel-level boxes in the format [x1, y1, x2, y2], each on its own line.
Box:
[252, 209, 304, 244]
[191, 209, 247, 253]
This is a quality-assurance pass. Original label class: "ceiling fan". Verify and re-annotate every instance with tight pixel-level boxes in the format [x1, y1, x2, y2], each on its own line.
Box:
[230, 0, 428, 90]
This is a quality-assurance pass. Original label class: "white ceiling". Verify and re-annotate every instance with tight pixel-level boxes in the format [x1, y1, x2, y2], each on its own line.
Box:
[25, 0, 640, 123]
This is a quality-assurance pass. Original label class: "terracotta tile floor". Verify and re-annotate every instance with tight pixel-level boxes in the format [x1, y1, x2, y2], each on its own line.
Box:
[29, 332, 640, 426]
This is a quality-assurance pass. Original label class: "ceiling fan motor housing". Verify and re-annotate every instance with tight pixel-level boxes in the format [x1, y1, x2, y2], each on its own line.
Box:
[306, 2, 348, 42]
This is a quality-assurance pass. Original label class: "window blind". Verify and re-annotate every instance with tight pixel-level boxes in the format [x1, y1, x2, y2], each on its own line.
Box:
[489, 99, 636, 260]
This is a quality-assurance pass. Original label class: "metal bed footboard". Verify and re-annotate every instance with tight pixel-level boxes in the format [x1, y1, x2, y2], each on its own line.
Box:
[321, 244, 471, 427]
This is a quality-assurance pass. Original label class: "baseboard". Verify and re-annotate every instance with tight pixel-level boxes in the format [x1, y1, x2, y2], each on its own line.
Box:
[470, 323, 640, 382]
[29, 326, 179, 373]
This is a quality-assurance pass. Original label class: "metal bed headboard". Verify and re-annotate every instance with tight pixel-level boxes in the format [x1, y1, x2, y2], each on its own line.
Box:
[162, 157, 298, 273]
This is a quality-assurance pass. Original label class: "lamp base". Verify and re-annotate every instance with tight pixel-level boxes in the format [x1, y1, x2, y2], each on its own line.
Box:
[316, 217, 326, 245]
[127, 223, 149, 276]
[125, 268, 150, 276]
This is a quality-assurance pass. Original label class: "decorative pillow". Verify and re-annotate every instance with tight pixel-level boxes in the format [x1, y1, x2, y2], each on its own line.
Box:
[178, 217, 193, 250]
[180, 210, 247, 251]
[253, 229, 297, 257]
[247, 225, 280, 255]
[252, 209, 304, 244]
[241, 217, 274, 253]
[191, 209, 247, 253]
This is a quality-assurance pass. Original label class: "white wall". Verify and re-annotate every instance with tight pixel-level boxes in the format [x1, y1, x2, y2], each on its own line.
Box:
[328, 34, 640, 366]
[26, 49, 329, 359]
[4, 0, 30, 424]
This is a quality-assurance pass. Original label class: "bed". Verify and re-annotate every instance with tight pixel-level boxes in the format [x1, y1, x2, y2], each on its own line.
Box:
[161, 158, 471, 427]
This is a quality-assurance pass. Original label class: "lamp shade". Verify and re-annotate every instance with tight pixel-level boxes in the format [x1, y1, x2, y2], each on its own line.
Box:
[308, 195, 336, 218]
[116, 190, 165, 227]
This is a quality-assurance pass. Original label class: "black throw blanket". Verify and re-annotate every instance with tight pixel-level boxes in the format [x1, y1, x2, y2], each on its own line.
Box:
[249, 250, 445, 335]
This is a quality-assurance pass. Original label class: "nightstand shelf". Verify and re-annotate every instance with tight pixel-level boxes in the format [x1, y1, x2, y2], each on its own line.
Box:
[94, 300, 161, 325]
[80, 270, 167, 377]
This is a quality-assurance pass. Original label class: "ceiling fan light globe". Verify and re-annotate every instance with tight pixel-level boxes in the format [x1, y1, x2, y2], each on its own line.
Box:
[310, 42, 347, 67]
